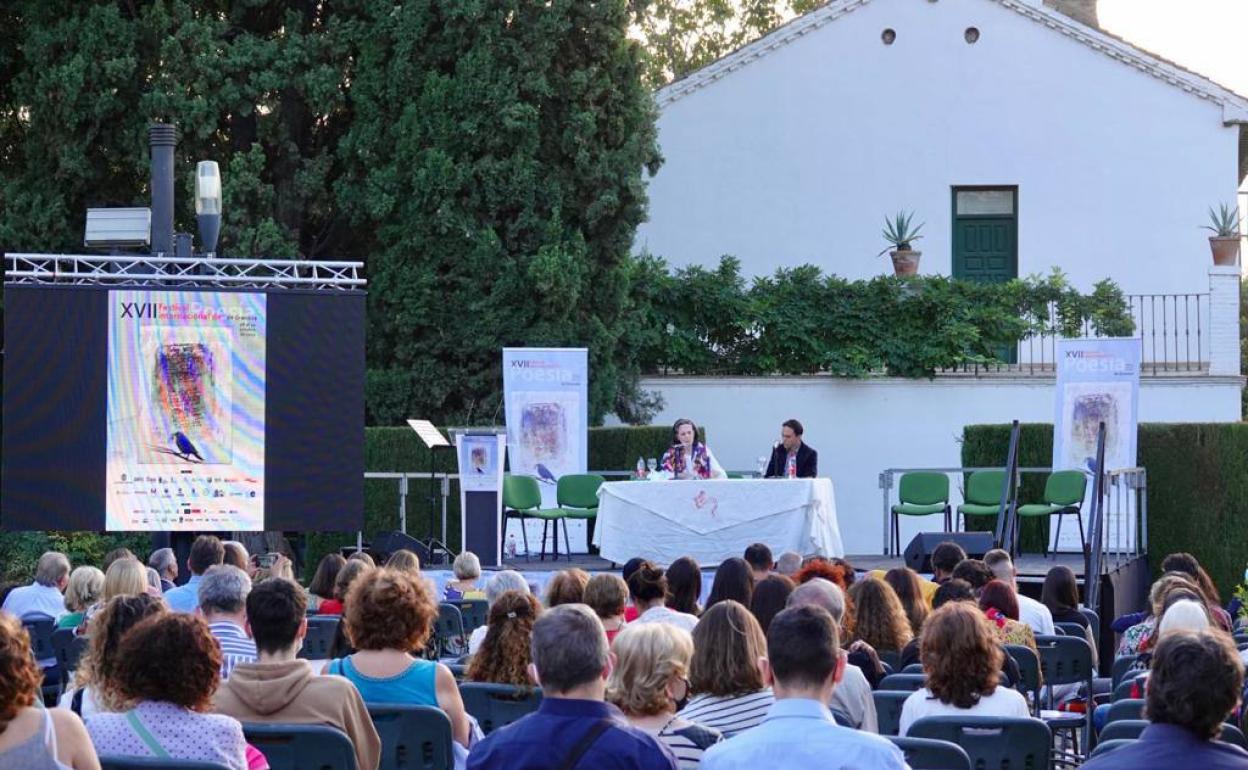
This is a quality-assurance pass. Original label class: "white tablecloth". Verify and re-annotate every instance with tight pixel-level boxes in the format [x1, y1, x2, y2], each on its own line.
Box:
[593, 478, 842, 566]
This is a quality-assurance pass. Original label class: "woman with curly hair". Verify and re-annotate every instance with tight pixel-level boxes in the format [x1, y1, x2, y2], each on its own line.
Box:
[848, 577, 913, 653]
[466, 591, 542, 686]
[0, 613, 100, 770]
[678, 600, 772, 738]
[899, 602, 1029, 735]
[84, 613, 247, 769]
[59, 595, 166, 718]
[608, 623, 722, 768]
[326, 568, 470, 747]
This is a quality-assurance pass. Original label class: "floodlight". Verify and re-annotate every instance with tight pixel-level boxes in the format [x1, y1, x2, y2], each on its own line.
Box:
[195, 160, 222, 254]
[84, 208, 151, 248]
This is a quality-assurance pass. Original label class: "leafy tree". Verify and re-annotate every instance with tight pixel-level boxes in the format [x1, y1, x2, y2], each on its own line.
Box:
[631, 0, 827, 86]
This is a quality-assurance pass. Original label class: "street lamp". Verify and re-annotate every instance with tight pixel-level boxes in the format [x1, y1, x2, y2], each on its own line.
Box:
[195, 160, 222, 255]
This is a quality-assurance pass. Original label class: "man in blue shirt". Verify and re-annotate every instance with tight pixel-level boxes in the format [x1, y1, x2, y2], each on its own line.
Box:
[1083, 628, 1248, 770]
[701, 605, 908, 770]
[467, 604, 678, 770]
[162, 535, 225, 613]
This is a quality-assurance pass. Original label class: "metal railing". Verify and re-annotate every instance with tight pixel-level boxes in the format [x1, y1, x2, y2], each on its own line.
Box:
[939, 294, 1209, 375]
[4, 253, 365, 290]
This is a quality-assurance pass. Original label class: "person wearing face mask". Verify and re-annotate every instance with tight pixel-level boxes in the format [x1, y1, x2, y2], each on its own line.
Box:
[659, 419, 727, 480]
[609, 623, 723, 769]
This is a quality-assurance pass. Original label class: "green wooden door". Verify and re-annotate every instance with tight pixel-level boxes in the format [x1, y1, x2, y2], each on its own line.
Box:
[952, 187, 1018, 363]
[952, 188, 1017, 283]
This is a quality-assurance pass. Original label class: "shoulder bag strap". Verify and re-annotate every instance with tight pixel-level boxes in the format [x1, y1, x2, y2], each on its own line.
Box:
[124, 710, 171, 759]
[555, 719, 613, 770]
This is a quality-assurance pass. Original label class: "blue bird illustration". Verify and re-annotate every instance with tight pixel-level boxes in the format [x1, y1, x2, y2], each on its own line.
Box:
[535, 463, 557, 485]
[171, 432, 205, 463]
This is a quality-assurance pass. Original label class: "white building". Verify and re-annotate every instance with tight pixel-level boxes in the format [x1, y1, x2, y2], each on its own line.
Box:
[631, 0, 1248, 556]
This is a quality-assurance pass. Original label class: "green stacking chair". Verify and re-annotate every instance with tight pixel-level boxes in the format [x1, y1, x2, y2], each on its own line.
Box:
[955, 470, 1009, 533]
[1016, 470, 1087, 556]
[501, 474, 569, 562]
[557, 474, 605, 555]
[890, 473, 951, 555]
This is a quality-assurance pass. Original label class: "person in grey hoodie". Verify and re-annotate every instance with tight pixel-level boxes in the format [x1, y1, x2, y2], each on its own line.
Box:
[212, 578, 381, 770]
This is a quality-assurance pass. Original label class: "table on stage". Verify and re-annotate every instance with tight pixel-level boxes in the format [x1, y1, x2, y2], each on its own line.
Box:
[592, 478, 843, 566]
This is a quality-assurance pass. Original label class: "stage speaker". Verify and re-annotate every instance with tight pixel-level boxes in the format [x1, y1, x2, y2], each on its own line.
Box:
[903, 532, 994, 573]
[370, 531, 433, 565]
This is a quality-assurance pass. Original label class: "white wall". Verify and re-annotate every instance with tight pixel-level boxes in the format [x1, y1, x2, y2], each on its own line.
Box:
[637, 0, 1242, 294]
[638, 374, 1243, 555]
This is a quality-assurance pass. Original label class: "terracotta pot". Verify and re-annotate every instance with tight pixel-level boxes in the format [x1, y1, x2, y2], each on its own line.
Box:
[1210, 236, 1241, 266]
[890, 249, 921, 276]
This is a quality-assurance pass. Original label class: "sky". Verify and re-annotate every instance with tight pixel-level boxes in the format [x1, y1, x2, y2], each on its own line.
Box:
[1097, 0, 1248, 97]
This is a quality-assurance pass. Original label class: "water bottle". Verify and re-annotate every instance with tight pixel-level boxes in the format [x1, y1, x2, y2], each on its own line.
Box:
[507, 534, 518, 558]
[636, 456, 646, 479]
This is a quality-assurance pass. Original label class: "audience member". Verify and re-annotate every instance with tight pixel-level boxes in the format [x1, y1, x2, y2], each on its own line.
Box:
[102, 559, 147, 603]
[306, 553, 346, 612]
[665, 557, 703, 617]
[1160, 553, 1232, 631]
[316, 557, 373, 616]
[213, 578, 381, 770]
[793, 557, 852, 591]
[622, 558, 647, 622]
[100, 549, 135, 576]
[749, 574, 795, 635]
[467, 591, 542, 687]
[1041, 564, 1099, 667]
[951, 559, 993, 592]
[679, 601, 773, 738]
[443, 551, 485, 601]
[467, 604, 679, 770]
[743, 544, 773, 583]
[197, 565, 257, 679]
[978, 579, 1040, 664]
[585, 574, 630, 644]
[327, 568, 471, 746]
[984, 549, 1055, 636]
[0, 613, 100, 770]
[143, 567, 162, 596]
[1119, 573, 1205, 655]
[148, 548, 179, 593]
[897, 579, 1023, 687]
[58, 567, 104, 631]
[250, 553, 295, 584]
[384, 548, 421, 574]
[930, 541, 967, 584]
[774, 552, 802, 578]
[847, 577, 912, 654]
[701, 606, 906, 770]
[706, 558, 755, 611]
[85, 614, 249, 770]
[882, 567, 930, 637]
[347, 551, 376, 567]
[899, 602, 1030, 735]
[163, 536, 225, 613]
[545, 569, 591, 608]
[469, 570, 532, 655]
[61, 594, 167, 719]
[630, 561, 699, 633]
[222, 542, 251, 573]
[786, 580, 878, 731]
[829, 558, 858, 587]
[1082, 629, 1248, 770]
[609, 623, 723, 768]
[2, 551, 70, 620]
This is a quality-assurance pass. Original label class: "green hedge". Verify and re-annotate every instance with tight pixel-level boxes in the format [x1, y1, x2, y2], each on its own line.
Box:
[963, 422, 1248, 602]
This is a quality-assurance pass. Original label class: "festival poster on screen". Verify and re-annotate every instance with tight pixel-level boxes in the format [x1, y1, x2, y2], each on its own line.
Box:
[503, 349, 587, 550]
[1050, 338, 1140, 553]
[105, 290, 267, 531]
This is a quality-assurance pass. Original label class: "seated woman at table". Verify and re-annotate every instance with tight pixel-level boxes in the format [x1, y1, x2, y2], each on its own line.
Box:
[660, 418, 727, 480]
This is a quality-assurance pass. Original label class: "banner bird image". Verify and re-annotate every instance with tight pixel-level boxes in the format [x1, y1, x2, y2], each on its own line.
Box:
[535, 463, 557, 485]
[171, 431, 205, 463]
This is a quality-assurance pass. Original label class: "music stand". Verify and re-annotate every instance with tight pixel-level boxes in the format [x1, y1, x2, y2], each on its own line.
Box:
[407, 419, 455, 564]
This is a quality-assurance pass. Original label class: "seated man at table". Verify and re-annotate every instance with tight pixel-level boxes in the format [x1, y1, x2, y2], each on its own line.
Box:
[763, 420, 817, 479]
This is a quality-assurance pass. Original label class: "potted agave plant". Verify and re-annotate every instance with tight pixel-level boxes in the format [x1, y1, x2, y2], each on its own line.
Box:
[880, 210, 925, 276]
[1203, 202, 1243, 266]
